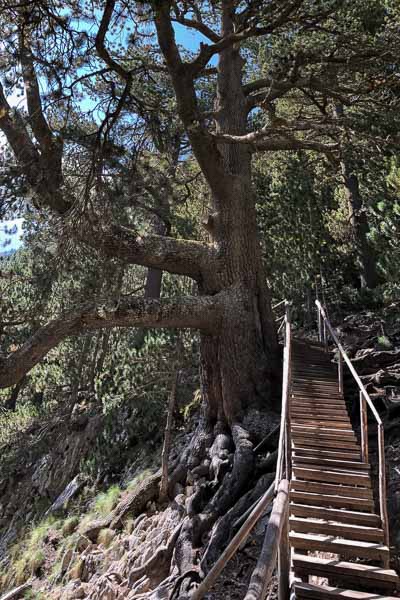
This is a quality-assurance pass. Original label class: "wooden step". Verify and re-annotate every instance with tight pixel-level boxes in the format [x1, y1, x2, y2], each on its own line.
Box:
[289, 532, 389, 561]
[292, 426, 356, 439]
[292, 420, 352, 430]
[292, 456, 370, 471]
[295, 582, 398, 600]
[292, 382, 342, 388]
[292, 397, 348, 404]
[293, 467, 371, 486]
[293, 372, 336, 378]
[292, 555, 399, 591]
[293, 447, 361, 461]
[289, 516, 383, 542]
[291, 400, 348, 408]
[290, 406, 350, 414]
[290, 491, 374, 511]
[291, 413, 349, 421]
[291, 398, 347, 406]
[292, 382, 343, 386]
[289, 503, 381, 526]
[291, 480, 373, 500]
[292, 437, 359, 451]
[292, 390, 345, 398]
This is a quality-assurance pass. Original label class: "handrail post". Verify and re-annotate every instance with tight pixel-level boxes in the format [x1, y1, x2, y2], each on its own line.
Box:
[317, 306, 322, 342]
[323, 319, 328, 352]
[338, 352, 343, 394]
[285, 303, 292, 481]
[276, 302, 292, 491]
[378, 423, 390, 563]
[359, 391, 368, 463]
[278, 503, 290, 600]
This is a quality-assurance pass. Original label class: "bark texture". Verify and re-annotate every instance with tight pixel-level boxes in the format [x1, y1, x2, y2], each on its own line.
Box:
[341, 163, 380, 289]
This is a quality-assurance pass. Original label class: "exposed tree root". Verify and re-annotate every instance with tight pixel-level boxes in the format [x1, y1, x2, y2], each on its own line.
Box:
[164, 422, 258, 598]
[201, 472, 275, 573]
[79, 416, 278, 600]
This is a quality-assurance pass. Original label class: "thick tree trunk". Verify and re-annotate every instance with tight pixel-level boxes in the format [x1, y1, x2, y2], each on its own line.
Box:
[164, 17, 280, 596]
[341, 163, 380, 289]
[198, 18, 278, 427]
[335, 104, 379, 290]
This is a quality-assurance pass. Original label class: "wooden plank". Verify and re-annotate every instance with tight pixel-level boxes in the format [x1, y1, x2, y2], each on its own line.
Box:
[293, 467, 371, 486]
[291, 412, 350, 422]
[291, 399, 347, 406]
[291, 420, 352, 429]
[289, 516, 383, 542]
[289, 503, 381, 526]
[293, 387, 341, 393]
[292, 426, 356, 439]
[290, 408, 350, 418]
[292, 456, 369, 471]
[292, 437, 359, 451]
[293, 381, 340, 387]
[289, 490, 374, 511]
[295, 582, 398, 600]
[292, 447, 361, 461]
[289, 531, 389, 560]
[290, 480, 373, 499]
[292, 555, 399, 588]
[291, 400, 348, 408]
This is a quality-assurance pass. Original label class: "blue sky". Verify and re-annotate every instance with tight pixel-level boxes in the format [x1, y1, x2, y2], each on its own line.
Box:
[0, 218, 24, 255]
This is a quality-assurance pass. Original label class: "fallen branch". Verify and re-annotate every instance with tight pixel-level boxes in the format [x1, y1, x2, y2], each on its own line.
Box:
[0, 582, 32, 600]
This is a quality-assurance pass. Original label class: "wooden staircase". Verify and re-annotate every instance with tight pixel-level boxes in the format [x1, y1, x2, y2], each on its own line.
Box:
[289, 339, 399, 600]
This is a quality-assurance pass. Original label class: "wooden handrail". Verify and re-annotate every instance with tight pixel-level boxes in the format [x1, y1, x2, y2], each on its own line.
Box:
[315, 300, 389, 552]
[244, 479, 289, 600]
[315, 300, 381, 423]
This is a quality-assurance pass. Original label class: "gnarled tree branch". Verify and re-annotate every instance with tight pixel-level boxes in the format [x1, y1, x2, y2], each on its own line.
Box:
[0, 293, 226, 389]
[88, 223, 216, 281]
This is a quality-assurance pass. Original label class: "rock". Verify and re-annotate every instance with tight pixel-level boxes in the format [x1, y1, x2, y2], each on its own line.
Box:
[63, 580, 89, 599]
[97, 528, 116, 548]
[68, 558, 84, 581]
[128, 535, 140, 551]
[61, 547, 75, 575]
[70, 403, 90, 430]
[173, 483, 184, 497]
[46, 474, 87, 515]
[75, 534, 91, 553]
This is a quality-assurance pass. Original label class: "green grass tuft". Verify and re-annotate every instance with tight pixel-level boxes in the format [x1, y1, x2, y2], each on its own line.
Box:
[93, 485, 121, 515]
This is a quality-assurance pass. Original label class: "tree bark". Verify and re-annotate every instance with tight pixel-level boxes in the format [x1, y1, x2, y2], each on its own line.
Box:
[334, 105, 379, 289]
[341, 163, 380, 289]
